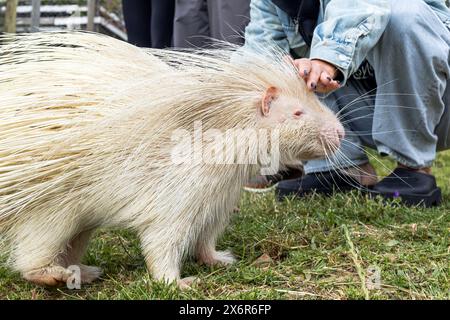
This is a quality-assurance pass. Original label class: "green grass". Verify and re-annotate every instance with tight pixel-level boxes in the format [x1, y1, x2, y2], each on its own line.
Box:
[0, 152, 449, 300]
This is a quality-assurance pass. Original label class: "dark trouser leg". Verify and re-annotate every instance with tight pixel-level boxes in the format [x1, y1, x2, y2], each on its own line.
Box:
[122, 0, 152, 47]
[207, 0, 250, 45]
[150, 0, 175, 48]
[173, 0, 210, 48]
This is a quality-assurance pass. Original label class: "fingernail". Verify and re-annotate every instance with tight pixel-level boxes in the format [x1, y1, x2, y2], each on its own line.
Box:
[304, 70, 308, 76]
[311, 82, 317, 90]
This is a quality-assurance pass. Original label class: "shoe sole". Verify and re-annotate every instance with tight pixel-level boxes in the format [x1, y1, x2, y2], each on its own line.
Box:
[368, 187, 442, 207]
[244, 182, 279, 193]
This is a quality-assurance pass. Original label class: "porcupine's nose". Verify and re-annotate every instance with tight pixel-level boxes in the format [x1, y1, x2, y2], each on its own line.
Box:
[320, 123, 345, 150]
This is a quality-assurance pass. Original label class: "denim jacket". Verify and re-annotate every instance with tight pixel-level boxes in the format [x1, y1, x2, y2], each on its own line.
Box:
[243, 0, 450, 85]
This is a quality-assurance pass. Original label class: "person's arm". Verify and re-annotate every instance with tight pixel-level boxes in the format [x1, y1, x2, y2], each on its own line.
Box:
[242, 0, 295, 55]
[310, 0, 391, 85]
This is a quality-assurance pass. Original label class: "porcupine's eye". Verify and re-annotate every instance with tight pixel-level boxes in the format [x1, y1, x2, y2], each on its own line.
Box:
[293, 110, 303, 118]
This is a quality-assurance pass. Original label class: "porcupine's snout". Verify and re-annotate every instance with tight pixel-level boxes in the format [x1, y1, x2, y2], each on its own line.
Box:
[320, 121, 345, 151]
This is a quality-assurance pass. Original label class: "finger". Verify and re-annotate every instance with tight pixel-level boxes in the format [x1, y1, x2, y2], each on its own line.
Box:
[316, 79, 341, 94]
[293, 58, 312, 79]
[315, 80, 330, 94]
[329, 80, 341, 90]
[320, 71, 333, 86]
[306, 65, 321, 91]
[318, 71, 340, 93]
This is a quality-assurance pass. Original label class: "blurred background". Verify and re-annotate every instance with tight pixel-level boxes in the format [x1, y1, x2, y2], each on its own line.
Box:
[0, 0, 125, 39]
[0, 0, 252, 47]
[8, 1, 449, 49]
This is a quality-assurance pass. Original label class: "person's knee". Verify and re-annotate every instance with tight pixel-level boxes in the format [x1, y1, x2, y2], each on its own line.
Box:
[387, 0, 430, 39]
[384, 0, 450, 70]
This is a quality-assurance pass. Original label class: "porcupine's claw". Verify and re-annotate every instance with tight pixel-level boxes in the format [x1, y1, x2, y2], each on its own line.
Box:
[79, 264, 103, 284]
[197, 249, 236, 267]
[177, 276, 200, 290]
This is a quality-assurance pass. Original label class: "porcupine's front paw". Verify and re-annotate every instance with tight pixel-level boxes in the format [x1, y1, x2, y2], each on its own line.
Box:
[198, 249, 236, 267]
[23, 265, 74, 287]
[23, 264, 102, 287]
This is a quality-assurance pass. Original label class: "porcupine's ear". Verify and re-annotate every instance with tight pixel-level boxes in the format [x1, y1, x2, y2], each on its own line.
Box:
[260, 86, 279, 117]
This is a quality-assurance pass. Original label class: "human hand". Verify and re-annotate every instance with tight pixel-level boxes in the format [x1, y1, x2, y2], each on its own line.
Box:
[292, 58, 341, 93]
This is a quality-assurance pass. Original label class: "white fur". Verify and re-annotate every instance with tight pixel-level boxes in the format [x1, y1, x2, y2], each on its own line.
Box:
[0, 31, 341, 286]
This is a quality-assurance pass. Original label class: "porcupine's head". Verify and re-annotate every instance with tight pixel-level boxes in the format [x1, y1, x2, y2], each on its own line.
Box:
[150, 43, 344, 172]
[256, 78, 345, 165]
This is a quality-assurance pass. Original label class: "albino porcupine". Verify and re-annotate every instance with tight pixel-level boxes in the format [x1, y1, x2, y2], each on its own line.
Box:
[0, 31, 343, 287]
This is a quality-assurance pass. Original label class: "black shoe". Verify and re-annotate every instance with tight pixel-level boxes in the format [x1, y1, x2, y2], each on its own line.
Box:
[370, 168, 441, 207]
[276, 170, 364, 200]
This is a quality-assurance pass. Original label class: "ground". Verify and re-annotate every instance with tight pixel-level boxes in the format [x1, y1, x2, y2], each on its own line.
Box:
[0, 151, 448, 300]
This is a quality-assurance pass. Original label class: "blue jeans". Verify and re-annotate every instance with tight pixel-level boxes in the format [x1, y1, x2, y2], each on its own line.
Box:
[305, 0, 450, 174]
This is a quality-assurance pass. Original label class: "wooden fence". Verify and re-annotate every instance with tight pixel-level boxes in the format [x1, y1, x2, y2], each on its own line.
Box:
[2, 0, 126, 39]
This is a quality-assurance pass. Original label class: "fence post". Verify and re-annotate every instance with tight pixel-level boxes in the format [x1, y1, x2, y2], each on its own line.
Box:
[87, 0, 96, 31]
[31, 0, 41, 32]
[4, 0, 18, 33]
